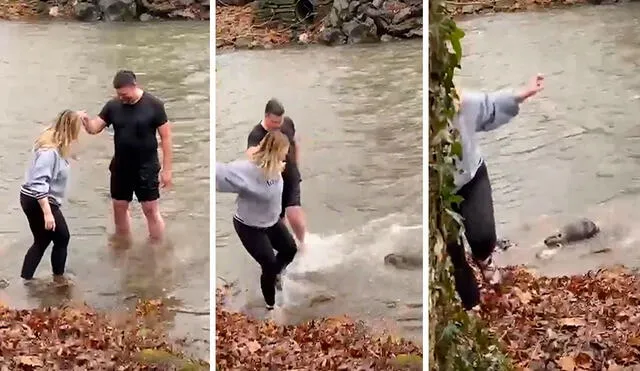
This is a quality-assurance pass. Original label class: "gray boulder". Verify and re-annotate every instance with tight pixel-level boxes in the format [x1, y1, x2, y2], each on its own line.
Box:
[342, 18, 378, 44]
[318, 27, 346, 45]
[74, 2, 101, 22]
[98, 0, 137, 21]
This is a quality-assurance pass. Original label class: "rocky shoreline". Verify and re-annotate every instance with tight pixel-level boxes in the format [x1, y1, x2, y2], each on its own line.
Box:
[447, 0, 595, 17]
[216, 0, 422, 51]
[0, 0, 209, 21]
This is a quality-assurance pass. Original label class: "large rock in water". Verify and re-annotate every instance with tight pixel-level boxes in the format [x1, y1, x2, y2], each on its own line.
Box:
[99, 0, 137, 21]
[74, 2, 102, 21]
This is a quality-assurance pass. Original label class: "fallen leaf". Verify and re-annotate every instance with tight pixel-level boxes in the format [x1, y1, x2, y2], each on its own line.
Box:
[15, 356, 43, 367]
[246, 340, 261, 353]
[629, 337, 640, 347]
[559, 317, 587, 328]
[557, 356, 576, 371]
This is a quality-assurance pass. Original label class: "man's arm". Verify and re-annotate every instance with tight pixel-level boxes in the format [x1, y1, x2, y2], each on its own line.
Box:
[287, 117, 301, 165]
[293, 134, 301, 165]
[158, 122, 172, 173]
[83, 116, 108, 135]
[81, 103, 111, 135]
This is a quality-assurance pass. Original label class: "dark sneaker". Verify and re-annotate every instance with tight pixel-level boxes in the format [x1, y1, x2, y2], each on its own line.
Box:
[475, 256, 502, 285]
[266, 304, 274, 311]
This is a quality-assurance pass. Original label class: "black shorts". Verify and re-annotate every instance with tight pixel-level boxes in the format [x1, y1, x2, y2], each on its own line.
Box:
[109, 159, 160, 203]
[280, 177, 302, 218]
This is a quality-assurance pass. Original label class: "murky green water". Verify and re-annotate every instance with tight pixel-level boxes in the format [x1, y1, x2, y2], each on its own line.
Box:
[215, 41, 423, 342]
[459, 5, 640, 276]
[0, 21, 209, 359]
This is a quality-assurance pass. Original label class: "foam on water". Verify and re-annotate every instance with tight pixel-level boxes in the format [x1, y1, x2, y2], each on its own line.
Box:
[276, 213, 422, 308]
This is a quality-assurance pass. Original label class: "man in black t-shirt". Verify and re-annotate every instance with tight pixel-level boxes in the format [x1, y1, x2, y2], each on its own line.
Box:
[246, 98, 307, 246]
[79, 70, 173, 242]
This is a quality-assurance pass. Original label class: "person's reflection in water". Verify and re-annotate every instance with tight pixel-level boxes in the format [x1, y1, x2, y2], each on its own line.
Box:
[118, 240, 176, 301]
[24, 277, 76, 308]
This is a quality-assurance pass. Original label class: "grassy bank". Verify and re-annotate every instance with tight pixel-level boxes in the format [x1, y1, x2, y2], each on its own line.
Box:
[0, 299, 209, 370]
[482, 265, 640, 369]
[215, 287, 423, 369]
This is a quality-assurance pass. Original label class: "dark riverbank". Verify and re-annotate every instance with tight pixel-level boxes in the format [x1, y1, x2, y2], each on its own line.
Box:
[448, 0, 595, 18]
[215, 0, 422, 51]
[0, 0, 209, 21]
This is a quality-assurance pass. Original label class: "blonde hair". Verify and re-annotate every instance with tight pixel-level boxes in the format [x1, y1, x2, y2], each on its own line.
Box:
[251, 131, 290, 179]
[34, 110, 82, 159]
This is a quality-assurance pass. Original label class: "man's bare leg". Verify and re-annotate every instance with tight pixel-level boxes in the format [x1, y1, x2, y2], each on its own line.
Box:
[112, 200, 132, 238]
[141, 200, 165, 241]
[285, 206, 307, 245]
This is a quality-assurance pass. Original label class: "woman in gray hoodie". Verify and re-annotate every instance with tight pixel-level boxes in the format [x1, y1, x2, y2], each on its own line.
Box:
[216, 131, 297, 310]
[20, 110, 83, 283]
[449, 74, 544, 311]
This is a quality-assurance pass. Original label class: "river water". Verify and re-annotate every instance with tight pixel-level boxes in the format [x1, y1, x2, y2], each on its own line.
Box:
[458, 5, 640, 276]
[0, 21, 209, 359]
[215, 41, 423, 342]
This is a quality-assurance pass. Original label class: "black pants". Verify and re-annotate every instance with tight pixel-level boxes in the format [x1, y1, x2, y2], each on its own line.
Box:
[233, 218, 298, 306]
[20, 193, 70, 279]
[109, 158, 160, 202]
[446, 162, 497, 310]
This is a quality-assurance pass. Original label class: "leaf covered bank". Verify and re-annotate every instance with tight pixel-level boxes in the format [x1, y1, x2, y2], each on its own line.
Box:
[0, 299, 208, 370]
[215, 288, 423, 370]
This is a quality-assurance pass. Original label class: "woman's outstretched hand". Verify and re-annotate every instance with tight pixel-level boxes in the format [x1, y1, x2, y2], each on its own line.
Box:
[517, 74, 545, 102]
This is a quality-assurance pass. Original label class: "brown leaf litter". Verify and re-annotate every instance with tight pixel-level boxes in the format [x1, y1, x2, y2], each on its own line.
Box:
[215, 288, 423, 370]
[0, 299, 208, 370]
[480, 265, 640, 370]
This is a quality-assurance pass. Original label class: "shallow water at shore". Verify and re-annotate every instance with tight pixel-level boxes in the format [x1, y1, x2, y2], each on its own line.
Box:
[0, 21, 209, 359]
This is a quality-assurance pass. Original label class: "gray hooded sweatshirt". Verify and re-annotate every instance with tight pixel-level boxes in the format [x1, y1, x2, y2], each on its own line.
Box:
[20, 148, 70, 206]
[453, 91, 521, 190]
[216, 160, 283, 228]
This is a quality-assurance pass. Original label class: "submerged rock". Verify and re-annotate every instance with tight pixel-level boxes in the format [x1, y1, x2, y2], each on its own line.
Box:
[384, 253, 422, 270]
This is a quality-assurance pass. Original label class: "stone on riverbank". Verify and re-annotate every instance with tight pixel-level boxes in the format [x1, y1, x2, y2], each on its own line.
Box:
[481, 265, 640, 369]
[0, 0, 210, 22]
[0, 299, 208, 369]
[445, 0, 593, 16]
[318, 0, 422, 45]
[215, 288, 422, 369]
[74, 2, 101, 21]
[99, 0, 137, 21]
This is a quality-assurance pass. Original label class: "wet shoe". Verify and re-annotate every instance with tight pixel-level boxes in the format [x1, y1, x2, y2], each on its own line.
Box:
[466, 305, 482, 320]
[53, 275, 74, 287]
[475, 256, 502, 286]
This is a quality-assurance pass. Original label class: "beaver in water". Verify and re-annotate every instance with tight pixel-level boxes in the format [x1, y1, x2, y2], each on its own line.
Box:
[384, 253, 422, 270]
[543, 217, 600, 248]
